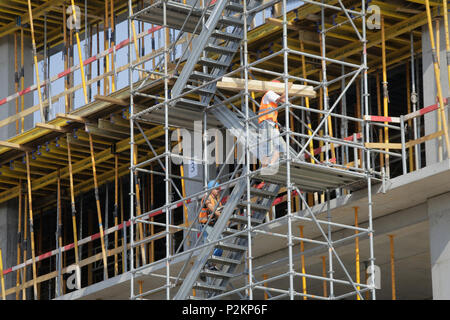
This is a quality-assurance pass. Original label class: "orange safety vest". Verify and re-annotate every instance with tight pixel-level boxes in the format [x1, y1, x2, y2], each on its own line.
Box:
[258, 91, 278, 124]
[199, 194, 222, 224]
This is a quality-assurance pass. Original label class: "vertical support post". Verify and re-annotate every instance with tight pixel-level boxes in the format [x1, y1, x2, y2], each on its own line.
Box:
[283, 0, 294, 300]
[150, 164, 155, 263]
[20, 27, 25, 132]
[243, 0, 254, 301]
[400, 116, 407, 175]
[25, 152, 38, 299]
[110, 0, 116, 92]
[389, 234, 396, 300]
[354, 207, 361, 300]
[319, 30, 336, 163]
[424, 0, 450, 159]
[356, 80, 362, 164]
[96, 22, 101, 97]
[0, 248, 5, 300]
[133, 146, 147, 265]
[14, 32, 19, 134]
[321, 256, 327, 298]
[163, 0, 171, 300]
[16, 180, 22, 300]
[120, 177, 126, 272]
[66, 136, 80, 266]
[128, 0, 135, 299]
[362, 0, 376, 300]
[444, 0, 450, 94]
[22, 193, 28, 300]
[299, 32, 315, 164]
[63, 3, 70, 113]
[104, 0, 110, 95]
[410, 33, 420, 170]
[299, 225, 307, 299]
[88, 132, 109, 280]
[381, 16, 390, 177]
[376, 72, 384, 168]
[114, 153, 119, 276]
[129, 6, 142, 79]
[70, 0, 89, 104]
[56, 174, 63, 296]
[406, 63, 414, 172]
[263, 274, 269, 300]
[326, 190, 334, 298]
[26, 0, 46, 123]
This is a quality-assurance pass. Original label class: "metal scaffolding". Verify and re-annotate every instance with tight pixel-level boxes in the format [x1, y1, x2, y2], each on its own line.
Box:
[127, 0, 383, 300]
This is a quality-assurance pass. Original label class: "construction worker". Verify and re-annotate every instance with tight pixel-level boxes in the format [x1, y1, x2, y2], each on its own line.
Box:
[199, 180, 223, 271]
[258, 79, 287, 170]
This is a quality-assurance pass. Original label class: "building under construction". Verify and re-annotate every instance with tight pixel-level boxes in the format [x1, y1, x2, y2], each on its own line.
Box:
[0, 0, 449, 300]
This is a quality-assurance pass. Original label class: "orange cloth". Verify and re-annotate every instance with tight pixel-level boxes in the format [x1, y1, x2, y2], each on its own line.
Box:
[258, 91, 279, 123]
[199, 194, 222, 224]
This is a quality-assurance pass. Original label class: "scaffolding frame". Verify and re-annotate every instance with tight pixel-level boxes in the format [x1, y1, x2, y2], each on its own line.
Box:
[127, 0, 382, 300]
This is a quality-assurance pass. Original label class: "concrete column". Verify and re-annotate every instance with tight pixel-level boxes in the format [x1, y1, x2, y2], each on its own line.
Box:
[427, 191, 450, 299]
[421, 15, 450, 165]
[0, 34, 33, 299]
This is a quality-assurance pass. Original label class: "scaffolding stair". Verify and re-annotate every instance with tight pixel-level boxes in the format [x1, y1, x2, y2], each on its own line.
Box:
[170, 0, 262, 111]
[174, 177, 280, 299]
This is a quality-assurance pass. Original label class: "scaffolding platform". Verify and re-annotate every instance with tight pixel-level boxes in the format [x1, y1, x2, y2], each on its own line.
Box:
[257, 160, 369, 192]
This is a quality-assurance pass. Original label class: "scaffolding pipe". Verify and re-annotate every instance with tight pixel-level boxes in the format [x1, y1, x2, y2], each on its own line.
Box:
[66, 136, 80, 266]
[0, 248, 5, 300]
[15, 180, 22, 300]
[354, 207, 361, 300]
[410, 33, 420, 170]
[299, 225, 307, 299]
[25, 152, 38, 300]
[381, 16, 390, 177]
[87, 132, 109, 280]
[26, 0, 46, 123]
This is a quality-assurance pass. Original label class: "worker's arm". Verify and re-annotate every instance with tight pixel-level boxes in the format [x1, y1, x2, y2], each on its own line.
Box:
[205, 200, 221, 217]
[266, 90, 285, 105]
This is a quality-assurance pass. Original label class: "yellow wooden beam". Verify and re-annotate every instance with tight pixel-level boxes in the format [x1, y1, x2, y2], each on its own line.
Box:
[0, 141, 32, 152]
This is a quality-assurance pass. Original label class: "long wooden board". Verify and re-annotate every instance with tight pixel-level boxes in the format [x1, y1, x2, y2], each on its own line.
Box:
[217, 77, 317, 98]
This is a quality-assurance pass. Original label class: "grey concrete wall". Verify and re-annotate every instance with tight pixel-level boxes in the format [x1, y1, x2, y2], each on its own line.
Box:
[427, 191, 450, 299]
[421, 16, 450, 164]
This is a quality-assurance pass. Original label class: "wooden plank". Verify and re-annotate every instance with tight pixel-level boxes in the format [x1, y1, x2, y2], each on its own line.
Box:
[84, 124, 128, 141]
[405, 130, 444, 148]
[35, 123, 70, 133]
[0, 105, 40, 130]
[98, 119, 129, 134]
[0, 141, 32, 152]
[94, 95, 129, 106]
[55, 113, 87, 123]
[266, 17, 299, 31]
[217, 77, 317, 98]
[365, 142, 402, 149]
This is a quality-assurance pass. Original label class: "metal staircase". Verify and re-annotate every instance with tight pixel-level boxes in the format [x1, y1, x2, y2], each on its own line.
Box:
[174, 175, 280, 300]
[171, 0, 262, 109]
[166, 0, 289, 299]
